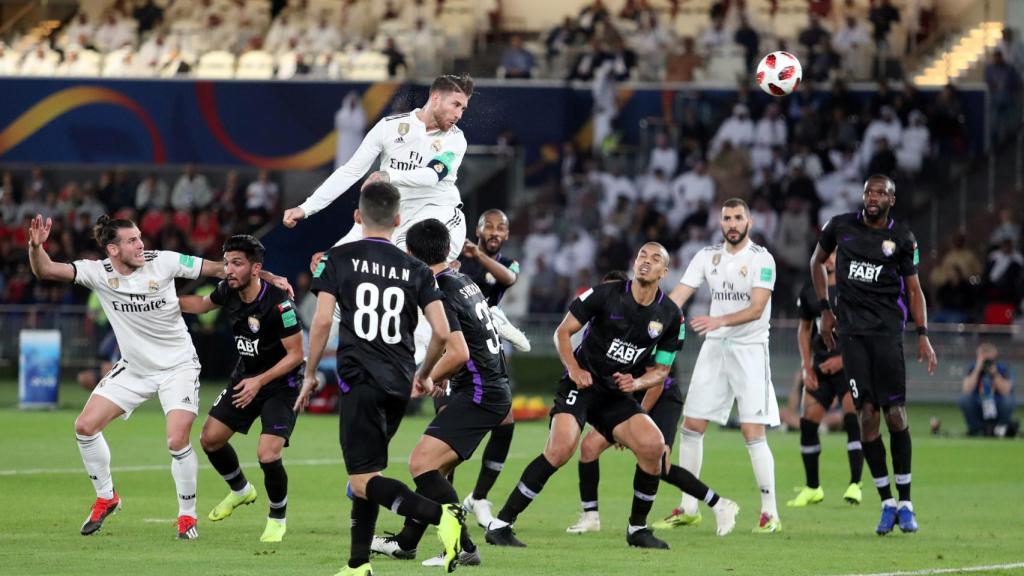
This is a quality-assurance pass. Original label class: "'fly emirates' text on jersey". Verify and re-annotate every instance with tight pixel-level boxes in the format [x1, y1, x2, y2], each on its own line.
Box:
[72, 250, 202, 375]
[679, 242, 776, 344]
[299, 109, 467, 217]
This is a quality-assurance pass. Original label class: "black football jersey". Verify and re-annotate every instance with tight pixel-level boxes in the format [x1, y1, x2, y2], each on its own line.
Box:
[568, 280, 684, 393]
[436, 269, 511, 406]
[818, 211, 919, 335]
[210, 280, 302, 388]
[311, 238, 443, 396]
[796, 280, 841, 366]
[457, 253, 519, 307]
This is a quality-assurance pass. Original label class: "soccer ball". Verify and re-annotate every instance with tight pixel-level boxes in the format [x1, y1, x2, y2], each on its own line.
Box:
[755, 51, 802, 97]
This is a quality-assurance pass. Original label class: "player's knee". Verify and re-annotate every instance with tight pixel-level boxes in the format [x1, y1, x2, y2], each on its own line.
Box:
[579, 435, 605, 462]
[407, 454, 432, 478]
[74, 416, 99, 437]
[543, 445, 573, 468]
[257, 445, 282, 464]
[348, 476, 370, 499]
[637, 435, 664, 463]
[167, 431, 190, 452]
[198, 428, 221, 452]
[884, 407, 907, 431]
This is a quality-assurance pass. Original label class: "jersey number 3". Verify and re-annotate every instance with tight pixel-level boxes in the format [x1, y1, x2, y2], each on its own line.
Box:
[355, 282, 404, 344]
[474, 302, 502, 355]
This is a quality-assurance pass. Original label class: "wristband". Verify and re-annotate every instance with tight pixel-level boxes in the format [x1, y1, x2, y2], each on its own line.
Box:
[818, 298, 831, 311]
[916, 326, 928, 336]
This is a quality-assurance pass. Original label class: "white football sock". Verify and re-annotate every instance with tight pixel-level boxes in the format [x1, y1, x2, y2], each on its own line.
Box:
[77, 433, 114, 500]
[170, 444, 198, 518]
[746, 437, 777, 518]
[678, 428, 704, 514]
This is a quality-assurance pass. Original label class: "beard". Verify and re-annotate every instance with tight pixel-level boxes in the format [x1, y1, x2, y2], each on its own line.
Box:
[863, 204, 889, 223]
[723, 223, 750, 245]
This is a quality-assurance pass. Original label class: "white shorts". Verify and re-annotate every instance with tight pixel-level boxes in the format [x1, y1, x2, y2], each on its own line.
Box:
[335, 203, 467, 264]
[92, 358, 202, 419]
[683, 339, 780, 426]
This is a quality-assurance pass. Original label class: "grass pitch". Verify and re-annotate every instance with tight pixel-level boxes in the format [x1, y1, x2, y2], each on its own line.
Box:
[0, 382, 1021, 576]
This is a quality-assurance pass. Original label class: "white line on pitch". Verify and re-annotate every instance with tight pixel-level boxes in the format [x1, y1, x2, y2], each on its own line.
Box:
[831, 562, 1024, 576]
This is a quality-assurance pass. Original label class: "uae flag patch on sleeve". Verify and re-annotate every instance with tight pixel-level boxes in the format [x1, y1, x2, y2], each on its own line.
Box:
[278, 301, 298, 328]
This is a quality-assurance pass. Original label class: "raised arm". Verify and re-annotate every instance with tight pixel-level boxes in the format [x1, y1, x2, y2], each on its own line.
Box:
[27, 215, 75, 282]
[463, 240, 517, 286]
[178, 293, 219, 315]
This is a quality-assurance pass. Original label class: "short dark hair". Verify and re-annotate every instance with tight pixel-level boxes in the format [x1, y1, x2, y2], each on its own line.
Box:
[222, 234, 265, 263]
[359, 181, 401, 228]
[476, 208, 508, 229]
[406, 219, 451, 266]
[865, 174, 896, 195]
[92, 214, 136, 248]
[602, 270, 629, 283]
[722, 197, 750, 215]
[430, 73, 474, 98]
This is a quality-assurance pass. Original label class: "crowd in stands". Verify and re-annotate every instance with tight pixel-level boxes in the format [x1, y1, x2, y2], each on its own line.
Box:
[0, 165, 281, 305]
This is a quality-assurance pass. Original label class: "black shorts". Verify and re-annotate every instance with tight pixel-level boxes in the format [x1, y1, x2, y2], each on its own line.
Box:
[648, 393, 683, 449]
[550, 376, 644, 443]
[339, 384, 409, 474]
[839, 333, 906, 408]
[805, 367, 851, 410]
[208, 382, 299, 446]
[425, 393, 511, 461]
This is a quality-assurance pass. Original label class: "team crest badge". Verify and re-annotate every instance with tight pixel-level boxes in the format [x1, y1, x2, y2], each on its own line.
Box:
[247, 316, 260, 333]
[107, 278, 119, 289]
[433, 163, 444, 173]
[398, 123, 409, 136]
[431, 139, 442, 152]
[485, 272, 496, 285]
[712, 253, 722, 266]
[882, 240, 896, 257]
[148, 280, 159, 292]
[740, 266, 748, 277]
[647, 320, 664, 338]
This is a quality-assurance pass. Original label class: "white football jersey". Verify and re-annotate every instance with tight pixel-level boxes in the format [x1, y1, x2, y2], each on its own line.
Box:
[73, 250, 202, 376]
[299, 108, 467, 217]
[679, 241, 776, 343]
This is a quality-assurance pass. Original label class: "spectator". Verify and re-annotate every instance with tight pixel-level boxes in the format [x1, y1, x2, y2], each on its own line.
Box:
[985, 238, 1023, 305]
[133, 0, 164, 38]
[798, 14, 831, 58]
[788, 143, 824, 179]
[960, 343, 1016, 437]
[640, 168, 672, 214]
[825, 107, 860, 150]
[734, 13, 759, 72]
[989, 208, 1020, 250]
[599, 162, 639, 219]
[867, 136, 897, 177]
[897, 109, 930, 174]
[774, 196, 815, 309]
[807, 38, 841, 82]
[171, 164, 212, 211]
[710, 104, 754, 155]
[577, 0, 611, 38]
[930, 83, 966, 156]
[545, 16, 580, 65]
[868, 0, 900, 56]
[190, 210, 220, 256]
[752, 102, 787, 169]
[860, 105, 902, 169]
[984, 50, 1023, 146]
[500, 35, 536, 79]
[647, 131, 679, 177]
[665, 37, 703, 82]
[527, 255, 567, 314]
[265, 12, 299, 53]
[932, 263, 975, 323]
[19, 45, 59, 76]
[709, 140, 752, 201]
[135, 172, 169, 211]
[998, 28, 1024, 77]
[65, 12, 97, 48]
[334, 91, 366, 168]
[94, 12, 134, 53]
[832, 17, 871, 79]
[306, 15, 343, 53]
[669, 159, 715, 223]
[698, 16, 731, 55]
[245, 169, 279, 226]
[383, 37, 407, 78]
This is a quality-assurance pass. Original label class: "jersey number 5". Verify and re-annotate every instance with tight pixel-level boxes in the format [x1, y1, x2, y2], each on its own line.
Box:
[355, 282, 404, 344]
[474, 302, 502, 355]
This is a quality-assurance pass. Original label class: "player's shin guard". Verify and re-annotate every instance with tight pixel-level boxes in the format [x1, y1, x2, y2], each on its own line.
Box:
[472, 423, 514, 501]
[629, 466, 660, 527]
[746, 437, 777, 518]
[205, 444, 249, 492]
[889, 428, 912, 503]
[77, 432, 114, 499]
[260, 459, 288, 519]
[678, 428, 704, 514]
[170, 445, 198, 518]
[350, 496, 379, 569]
[495, 454, 558, 525]
[862, 438, 894, 502]
[799, 418, 821, 489]
[365, 476, 443, 526]
[660, 464, 720, 507]
[579, 460, 600, 512]
[844, 413, 864, 484]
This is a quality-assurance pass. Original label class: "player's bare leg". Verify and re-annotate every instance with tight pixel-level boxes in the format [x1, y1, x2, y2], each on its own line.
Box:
[75, 395, 124, 535]
[567, 429, 610, 534]
[167, 409, 199, 539]
[657, 416, 707, 529]
[257, 434, 288, 542]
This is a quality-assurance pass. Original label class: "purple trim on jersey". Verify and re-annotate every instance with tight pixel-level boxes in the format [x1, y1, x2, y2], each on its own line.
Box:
[362, 238, 392, 244]
[897, 276, 908, 328]
[625, 280, 632, 292]
[256, 280, 269, 301]
[338, 375, 350, 393]
[435, 268, 456, 279]
[657, 290, 665, 304]
[887, 218, 895, 230]
[663, 376, 672, 391]
[286, 374, 298, 388]
[466, 359, 484, 404]
[857, 210, 895, 230]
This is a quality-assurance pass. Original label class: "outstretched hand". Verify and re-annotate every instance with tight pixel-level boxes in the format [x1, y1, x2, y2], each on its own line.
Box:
[28, 215, 52, 247]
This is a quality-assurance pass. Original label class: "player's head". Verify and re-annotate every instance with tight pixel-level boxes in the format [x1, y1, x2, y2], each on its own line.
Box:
[632, 242, 669, 286]
[476, 209, 509, 256]
[862, 174, 895, 221]
[602, 270, 629, 283]
[221, 234, 265, 290]
[427, 73, 473, 131]
[720, 198, 751, 246]
[356, 181, 401, 233]
[406, 218, 451, 266]
[93, 214, 144, 268]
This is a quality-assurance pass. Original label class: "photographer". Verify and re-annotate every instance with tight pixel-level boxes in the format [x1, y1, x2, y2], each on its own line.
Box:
[959, 343, 1016, 437]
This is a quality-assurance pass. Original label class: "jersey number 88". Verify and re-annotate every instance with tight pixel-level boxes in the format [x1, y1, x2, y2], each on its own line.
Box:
[354, 282, 404, 344]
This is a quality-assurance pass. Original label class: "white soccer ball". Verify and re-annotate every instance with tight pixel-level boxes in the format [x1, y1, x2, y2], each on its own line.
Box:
[755, 51, 802, 97]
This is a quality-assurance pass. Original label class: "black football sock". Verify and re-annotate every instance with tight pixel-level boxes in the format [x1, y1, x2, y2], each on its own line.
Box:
[799, 418, 821, 489]
[661, 464, 720, 507]
[844, 413, 864, 484]
[260, 459, 288, 519]
[495, 454, 559, 524]
[204, 443, 248, 492]
[472, 423, 514, 501]
[629, 466, 660, 527]
[889, 427, 912, 502]
[397, 470, 477, 552]
[365, 476, 442, 526]
[578, 459, 600, 512]
[862, 438, 894, 502]
[349, 496, 378, 569]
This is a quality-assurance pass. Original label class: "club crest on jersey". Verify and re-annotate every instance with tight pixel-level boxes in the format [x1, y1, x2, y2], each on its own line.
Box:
[148, 280, 159, 292]
[712, 253, 722, 266]
[740, 266, 748, 277]
[248, 316, 260, 333]
[882, 240, 896, 257]
[107, 278, 119, 289]
[485, 272, 496, 285]
[431, 139, 442, 152]
[398, 123, 410, 136]
[647, 320, 664, 338]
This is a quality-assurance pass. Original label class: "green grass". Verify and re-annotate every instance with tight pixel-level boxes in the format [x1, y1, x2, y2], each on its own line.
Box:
[0, 382, 1021, 576]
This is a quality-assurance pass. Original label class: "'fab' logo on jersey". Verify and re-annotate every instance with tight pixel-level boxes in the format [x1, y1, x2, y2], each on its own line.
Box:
[647, 320, 664, 338]
[236, 336, 259, 356]
[607, 338, 647, 365]
[849, 260, 883, 282]
[882, 240, 896, 257]
[247, 316, 260, 333]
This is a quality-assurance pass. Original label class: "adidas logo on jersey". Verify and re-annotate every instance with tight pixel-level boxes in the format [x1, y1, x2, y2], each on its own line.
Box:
[606, 338, 647, 365]
[394, 137, 405, 143]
